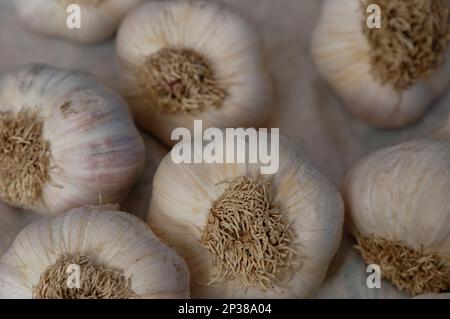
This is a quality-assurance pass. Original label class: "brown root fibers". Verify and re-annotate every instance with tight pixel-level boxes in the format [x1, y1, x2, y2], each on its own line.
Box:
[362, 0, 450, 90]
[33, 255, 136, 299]
[201, 176, 296, 291]
[356, 235, 450, 296]
[138, 48, 227, 115]
[0, 111, 51, 207]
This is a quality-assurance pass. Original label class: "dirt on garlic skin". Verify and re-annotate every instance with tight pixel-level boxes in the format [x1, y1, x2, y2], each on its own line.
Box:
[137, 47, 227, 115]
[362, 0, 450, 90]
[201, 176, 298, 292]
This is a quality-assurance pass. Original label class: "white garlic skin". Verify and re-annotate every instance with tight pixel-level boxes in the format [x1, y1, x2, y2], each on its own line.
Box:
[148, 134, 344, 298]
[0, 207, 190, 299]
[14, 0, 144, 44]
[342, 138, 450, 253]
[116, 0, 272, 146]
[311, 0, 450, 128]
[0, 64, 145, 215]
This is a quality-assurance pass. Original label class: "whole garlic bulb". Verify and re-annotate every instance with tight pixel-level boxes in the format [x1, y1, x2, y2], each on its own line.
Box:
[342, 133, 450, 295]
[0, 64, 145, 215]
[14, 0, 144, 44]
[148, 133, 344, 298]
[116, 0, 272, 145]
[311, 0, 450, 128]
[0, 206, 190, 299]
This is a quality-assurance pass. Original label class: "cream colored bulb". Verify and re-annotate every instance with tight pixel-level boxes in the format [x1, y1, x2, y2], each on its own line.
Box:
[116, 0, 272, 145]
[312, 0, 450, 128]
[0, 206, 190, 299]
[14, 0, 144, 44]
[0, 64, 145, 215]
[342, 130, 450, 295]
[148, 133, 344, 298]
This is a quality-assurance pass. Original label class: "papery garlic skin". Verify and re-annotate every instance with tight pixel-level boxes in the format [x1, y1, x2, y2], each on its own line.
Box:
[116, 0, 272, 146]
[0, 207, 190, 299]
[311, 0, 450, 128]
[342, 138, 450, 295]
[0, 64, 145, 215]
[148, 134, 344, 298]
[14, 0, 144, 44]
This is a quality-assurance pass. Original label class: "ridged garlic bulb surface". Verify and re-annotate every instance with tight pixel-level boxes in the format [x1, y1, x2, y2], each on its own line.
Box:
[116, 0, 272, 145]
[148, 134, 344, 298]
[342, 135, 450, 295]
[0, 206, 190, 299]
[312, 0, 450, 128]
[14, 0, 144, 44]
[0, 64, 145, 215]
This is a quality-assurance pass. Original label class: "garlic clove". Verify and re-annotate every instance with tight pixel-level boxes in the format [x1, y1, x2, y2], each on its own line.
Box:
[0, 206, 190, 299]
[0, 64, 145, 215]
[116, 0, 273, 145]
[311, 0, 450, 128]
[342, 137, 450, 295]
[14, 0, 144, 44]
[148, 133, 344, 298]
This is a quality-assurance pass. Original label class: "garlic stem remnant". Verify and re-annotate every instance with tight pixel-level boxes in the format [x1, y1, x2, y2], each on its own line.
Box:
[356, 236, 450, 295]
[201, 176, 296, 291]
[138, 48, 227, 115]
[33, 255, 135, 299]
[0, 111, 50, 207]
[362, 0, 450, 90]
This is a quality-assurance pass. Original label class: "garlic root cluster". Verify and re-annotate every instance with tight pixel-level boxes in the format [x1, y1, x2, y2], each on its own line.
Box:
[0, 64, 145, 215]
[0, 206, 190, 299]
[148, 133, 344, 298]
[116, 0, 272, 145]
[312, 0, 450, 128]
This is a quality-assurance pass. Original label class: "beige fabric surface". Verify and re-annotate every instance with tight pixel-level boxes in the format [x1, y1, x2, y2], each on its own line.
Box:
[1, 0, 449, 298]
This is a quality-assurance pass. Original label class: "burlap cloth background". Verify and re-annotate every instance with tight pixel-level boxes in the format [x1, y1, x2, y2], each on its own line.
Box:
[1, 0, 449, 298]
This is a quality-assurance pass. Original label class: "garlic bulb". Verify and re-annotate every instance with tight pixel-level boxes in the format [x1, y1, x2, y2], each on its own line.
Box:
[148, 133, 344, 298]
[0, 206, 190, 299]
[311, 0, 450, 128]
[0, 64, 145, 215]
[116, 0, 272, 145]
[342, 134, 450, 295]
[14, 0, 144, 44]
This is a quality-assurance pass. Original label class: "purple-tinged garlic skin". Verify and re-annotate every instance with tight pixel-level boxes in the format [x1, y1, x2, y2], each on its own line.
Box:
[0, 64, 145, 215]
